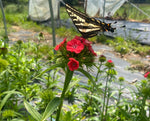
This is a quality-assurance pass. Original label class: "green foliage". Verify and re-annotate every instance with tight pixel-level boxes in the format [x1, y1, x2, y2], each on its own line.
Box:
[82, 94, 101, 116]
[130, 0, 150, 3]
[115, 45, 129, 55]
[4, 4, 26, 13]
[105, 36, 150, 57]
[39, 89, 54, 108]
[96, 34, 107, 43]
[0, 58, 9, 72]
[24, 100, 42, 121]
[3, 0, 28, 6]
[2, 109, 22, 120]
[63, 0, 79, 5]
[113, 3, 150, 21]
[56, 26, 80, 40]
[0, 36, 150, 120]
[60, 6, 69, 20]
[65, 87, 77, 104]
[0, 2, 150, 120]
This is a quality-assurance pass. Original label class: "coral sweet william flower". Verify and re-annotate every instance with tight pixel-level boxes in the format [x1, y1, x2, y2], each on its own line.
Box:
[74, 36, 85, 42]
[54, 38, 67, 51]
[67, 58, 79, 71]
[66, 38, 84, 54]
[144, 72, 150, 78]
[74, 36, 92, 46]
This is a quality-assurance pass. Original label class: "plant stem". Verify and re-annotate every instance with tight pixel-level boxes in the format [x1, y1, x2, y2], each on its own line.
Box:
[105, 87, 110, 120]
[95, 62, 102, 82]
[56, 68, 73, 121]
[101, 76, 109, 121]
[148, 104, 150, 119]
[149, 105, 150, 119]
[117, 83, 122, 106]
[48, 0, 56, 54]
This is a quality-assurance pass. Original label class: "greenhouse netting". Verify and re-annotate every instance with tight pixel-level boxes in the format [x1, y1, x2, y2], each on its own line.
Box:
[85, 0, 127, 17]
[29, 0, 59, 21]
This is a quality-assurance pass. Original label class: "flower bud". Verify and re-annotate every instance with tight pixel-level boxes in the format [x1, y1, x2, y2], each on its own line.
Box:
[39, 32, 44, 38]
[99, 55, 106, 62]
[0, 48, 8, 55]
[17, 40, 23, 45]
[105, 60, 114, 68]
[118, 77, 124, 82]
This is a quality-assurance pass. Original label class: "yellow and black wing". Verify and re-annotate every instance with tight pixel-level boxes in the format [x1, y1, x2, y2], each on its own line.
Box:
[65, 4, 115, 38]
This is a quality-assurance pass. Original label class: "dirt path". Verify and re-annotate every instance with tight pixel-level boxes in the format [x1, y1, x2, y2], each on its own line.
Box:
[8, 26, 53, 44]
[8, 26, 150, 74]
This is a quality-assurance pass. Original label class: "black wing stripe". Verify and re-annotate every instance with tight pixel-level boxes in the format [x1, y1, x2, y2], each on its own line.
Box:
[65, 3, 115, 38]
[66, 4, 88, 18]
[81, 31, 98, 38]
[65, 4, 101, 38]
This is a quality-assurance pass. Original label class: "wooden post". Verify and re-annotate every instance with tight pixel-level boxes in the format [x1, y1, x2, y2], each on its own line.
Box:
[0, 0, 9, 47]
[48, 0, 56, 54]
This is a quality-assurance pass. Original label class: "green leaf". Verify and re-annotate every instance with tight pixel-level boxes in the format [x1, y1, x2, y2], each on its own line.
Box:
[24, 100, 42, 121]
[7, 69, 17, 79]
[11, 119, 25, 121]
[118, 107, 132, 120]
[0, 90, 22, 111]
[77, 68, 103, 95]
[41, 97, 60, 121]
[90, 95, 103, 104]
[32, 63, 62, 80]
[65, 77, 80, 94]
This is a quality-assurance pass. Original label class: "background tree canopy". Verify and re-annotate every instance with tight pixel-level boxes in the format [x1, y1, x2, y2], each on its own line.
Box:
[3, 0, 28, 6]
[130, 0, 150, 3]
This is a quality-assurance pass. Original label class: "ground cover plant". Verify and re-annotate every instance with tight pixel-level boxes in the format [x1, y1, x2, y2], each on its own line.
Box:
[1, 1, 150, 121]
[113, 3, 150, 22]
[0, 35, 150, 121]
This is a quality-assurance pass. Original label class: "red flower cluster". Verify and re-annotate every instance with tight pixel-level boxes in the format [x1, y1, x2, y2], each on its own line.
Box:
[66, 38, 84, 54]
[54, 36, 97, 71]
[144, 72, 150, 78]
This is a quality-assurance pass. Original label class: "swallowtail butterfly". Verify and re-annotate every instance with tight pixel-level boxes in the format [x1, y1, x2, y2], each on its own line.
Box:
[65, 3, 115, 38]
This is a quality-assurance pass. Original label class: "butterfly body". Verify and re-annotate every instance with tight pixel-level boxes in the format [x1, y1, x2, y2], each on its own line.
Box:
[65, 4, 115, 38]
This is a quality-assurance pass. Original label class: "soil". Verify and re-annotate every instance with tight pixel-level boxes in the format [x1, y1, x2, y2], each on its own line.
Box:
[8, 26, 150, 74]
[9, 26, 53, 43]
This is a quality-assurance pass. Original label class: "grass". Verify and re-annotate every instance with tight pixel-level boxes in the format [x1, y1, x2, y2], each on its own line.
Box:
[0, 4, 53, 35]
[0, 36, 150, 120]
[1, 3, 150, 121]
[0, 3, 150, 59]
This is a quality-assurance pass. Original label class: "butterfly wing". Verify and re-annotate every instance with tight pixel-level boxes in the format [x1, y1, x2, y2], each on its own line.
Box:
[65, 4, 115, 38]
[65, 4, 101, 38]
